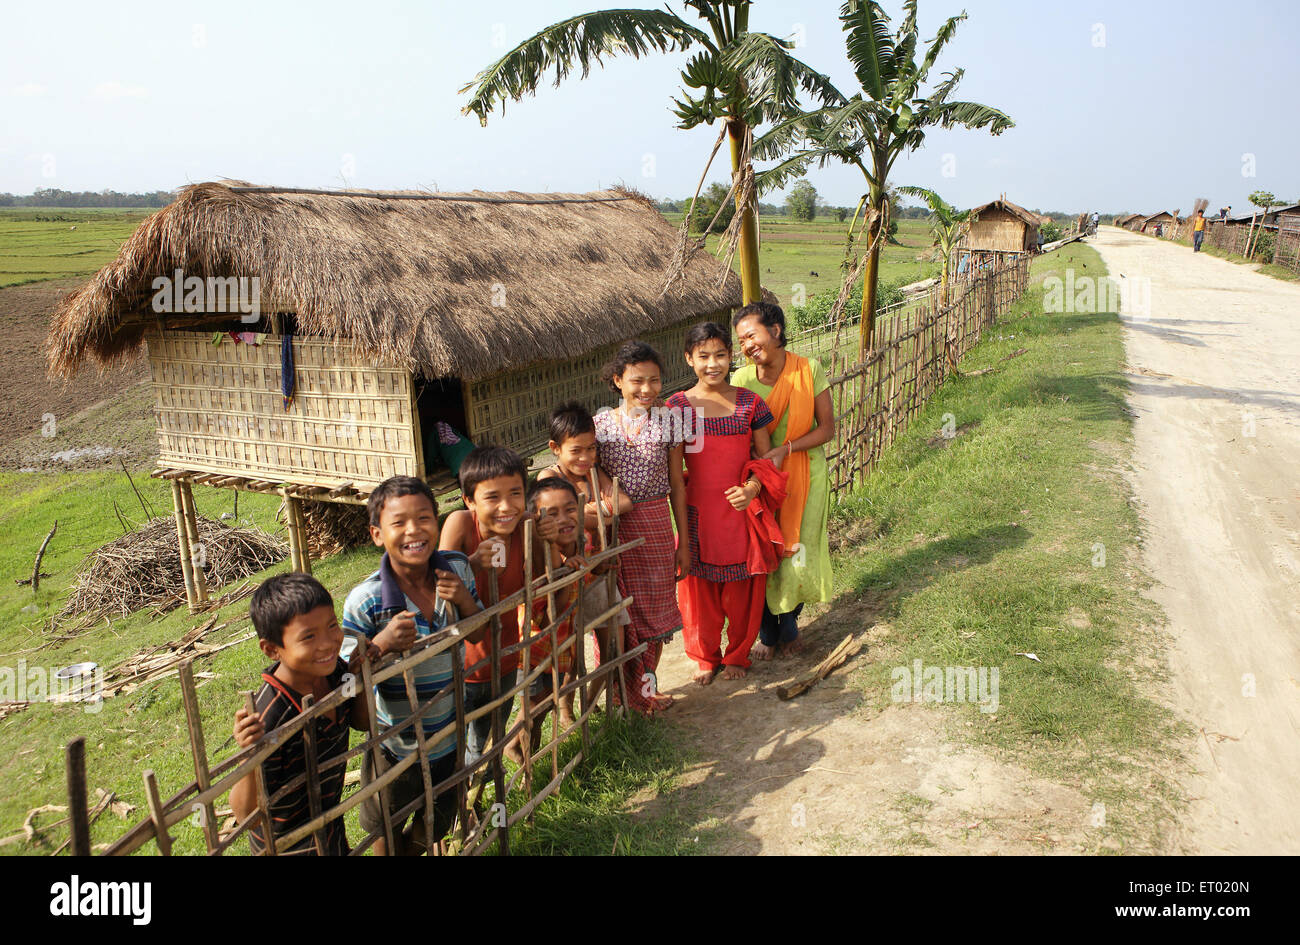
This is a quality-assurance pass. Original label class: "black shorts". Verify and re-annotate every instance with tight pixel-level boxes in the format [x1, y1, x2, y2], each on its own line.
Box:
[358, 747, 458, 850]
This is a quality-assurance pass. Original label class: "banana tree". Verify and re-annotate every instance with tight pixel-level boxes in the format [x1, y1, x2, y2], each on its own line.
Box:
[460, 3, 842, 305]
[896, 185, 969, 305]
[748, 1, 1012, 355]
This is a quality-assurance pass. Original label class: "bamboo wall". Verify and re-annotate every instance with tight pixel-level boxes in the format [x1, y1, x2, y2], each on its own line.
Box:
[62, 494, 640, 857]
[965, 208, 1033, 252]
[464, 314, 714, 455]
[148, 329, 421, 490]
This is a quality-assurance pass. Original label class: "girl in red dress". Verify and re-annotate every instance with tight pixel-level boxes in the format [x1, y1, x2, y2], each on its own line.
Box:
[667, 322, 777, 684]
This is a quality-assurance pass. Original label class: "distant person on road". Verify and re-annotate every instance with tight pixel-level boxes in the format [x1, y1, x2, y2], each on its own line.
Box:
[1192, 208, 1207, 252]
[1090, 210, 1100, 232]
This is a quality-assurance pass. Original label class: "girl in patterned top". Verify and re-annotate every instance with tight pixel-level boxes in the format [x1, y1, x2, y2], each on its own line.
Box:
[594, 341, 688, 713]
[666, 322, 776, 684]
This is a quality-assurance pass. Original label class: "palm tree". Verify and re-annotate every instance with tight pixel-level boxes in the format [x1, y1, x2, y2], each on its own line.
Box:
[752, 1, 1013, 354]
[460, 4, 842, 305]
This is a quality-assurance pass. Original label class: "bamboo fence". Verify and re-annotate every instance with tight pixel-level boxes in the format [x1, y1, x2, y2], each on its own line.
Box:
[809, 254, 1030, 497]
[62, 485, 641, 857]
[1152, 215, 1300, 274]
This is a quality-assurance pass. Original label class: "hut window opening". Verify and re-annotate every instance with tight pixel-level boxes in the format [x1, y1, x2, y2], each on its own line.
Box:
[416, 377, 471, 478]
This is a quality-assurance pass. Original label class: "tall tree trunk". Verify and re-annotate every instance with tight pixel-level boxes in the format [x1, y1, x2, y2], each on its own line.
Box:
[859, 213, 881, 356]
[728, 119, 761, 305]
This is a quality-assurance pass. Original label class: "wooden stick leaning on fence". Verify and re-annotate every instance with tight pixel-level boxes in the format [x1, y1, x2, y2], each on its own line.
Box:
[240, 690, 277, 856]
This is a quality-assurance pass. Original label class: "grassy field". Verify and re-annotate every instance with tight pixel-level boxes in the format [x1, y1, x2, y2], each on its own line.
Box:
[0, 239, 1180, 855]
[0, 208, 151, 287]
[662, 213, 937, 306]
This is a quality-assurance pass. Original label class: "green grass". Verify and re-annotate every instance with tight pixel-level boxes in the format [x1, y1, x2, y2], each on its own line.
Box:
[0, 209, 150, 286]
[830, 242, 1185, 849]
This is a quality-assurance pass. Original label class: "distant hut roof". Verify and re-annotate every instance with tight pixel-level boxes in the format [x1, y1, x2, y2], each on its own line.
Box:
[47, 181, 740, 380]
[1115, 213, 1142, 226]
[1224, 202, 1300, 224]
[1140, 211, 1174, 223]
[968, 197, 1043, 228]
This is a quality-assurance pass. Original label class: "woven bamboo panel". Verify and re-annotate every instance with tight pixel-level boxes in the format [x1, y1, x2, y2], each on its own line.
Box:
[147, 328, 419, 489]
[464, 314, 712, 454]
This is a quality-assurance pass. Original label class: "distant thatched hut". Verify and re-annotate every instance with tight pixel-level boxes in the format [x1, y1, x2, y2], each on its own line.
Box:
[46, 181, 739, 598]
[1114, 213, 1142, 229]
[1138, 211, 1174, 234]
[957, 196, 1043, 270]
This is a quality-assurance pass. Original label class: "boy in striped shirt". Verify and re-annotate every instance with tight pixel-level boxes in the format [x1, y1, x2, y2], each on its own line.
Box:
[230, 573, 373, 855]
[343, 476, 482, 856]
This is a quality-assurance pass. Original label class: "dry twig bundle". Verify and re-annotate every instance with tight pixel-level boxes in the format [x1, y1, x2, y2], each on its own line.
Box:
[298, 500, 370, 559]
[55, 516, 286, 629]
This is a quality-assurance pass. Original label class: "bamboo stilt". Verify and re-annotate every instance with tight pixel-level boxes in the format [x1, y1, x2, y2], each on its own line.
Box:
[171, 480, 199, 611]
[179, 479, 209, 602]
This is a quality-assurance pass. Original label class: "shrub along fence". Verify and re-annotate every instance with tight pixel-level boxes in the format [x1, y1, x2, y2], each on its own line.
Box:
[61, 489, 639, 857]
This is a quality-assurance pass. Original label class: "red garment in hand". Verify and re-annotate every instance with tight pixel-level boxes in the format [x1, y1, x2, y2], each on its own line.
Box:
[741, 458, 788, 576]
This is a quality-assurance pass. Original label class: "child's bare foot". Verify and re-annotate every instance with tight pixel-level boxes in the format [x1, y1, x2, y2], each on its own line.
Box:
[693, 666, 719, 686]
[720, 665, 747, 680]
[778, 636, 805, 658]
[558, 707, 576, 731]
[751, 641, 775, 661]
[503, 738, 526, 766]
[647, 693, 675, 714]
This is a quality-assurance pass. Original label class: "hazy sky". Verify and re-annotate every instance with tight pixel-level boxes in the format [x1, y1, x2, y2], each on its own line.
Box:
[3, 1, 1297, 213]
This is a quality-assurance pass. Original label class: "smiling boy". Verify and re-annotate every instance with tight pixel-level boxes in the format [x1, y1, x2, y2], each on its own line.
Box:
[440, 446, 553, 766]
[230, 573, 372, 856]
[342, 475, 482, 855]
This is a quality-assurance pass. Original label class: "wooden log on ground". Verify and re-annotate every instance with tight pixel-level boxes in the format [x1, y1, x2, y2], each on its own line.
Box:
[776, 633, 865, 701]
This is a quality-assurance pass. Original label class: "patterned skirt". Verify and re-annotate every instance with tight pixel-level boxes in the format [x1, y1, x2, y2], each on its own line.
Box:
[616, 497, 683, 644]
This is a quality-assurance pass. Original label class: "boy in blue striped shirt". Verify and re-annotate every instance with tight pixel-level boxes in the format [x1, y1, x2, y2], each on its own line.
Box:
[342, 475, 482, 856]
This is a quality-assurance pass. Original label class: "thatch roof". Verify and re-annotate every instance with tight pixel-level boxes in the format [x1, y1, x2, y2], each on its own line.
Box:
[47, 182, 740, 380]
[968, 197, 1042, 228]
[1115, 213, 1142, 226]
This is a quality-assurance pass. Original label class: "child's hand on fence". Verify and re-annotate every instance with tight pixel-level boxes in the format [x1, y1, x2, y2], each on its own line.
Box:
[725, 479, 760, 511]
[532, 508, 560, 543]
[375, 610, 418, 654]
[233, 706, 264, 749]
[470, 536, 506, 570]
[434, 569, 476, 613]
[675, 544, 691, 581]
[561, 554, 588, 572]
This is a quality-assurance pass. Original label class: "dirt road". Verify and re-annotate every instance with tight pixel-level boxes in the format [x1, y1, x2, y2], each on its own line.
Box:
[1094, 228, 1300, 854]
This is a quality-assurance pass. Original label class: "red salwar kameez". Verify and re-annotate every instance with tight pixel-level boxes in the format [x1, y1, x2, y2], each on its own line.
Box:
[665, 388, 776, 673]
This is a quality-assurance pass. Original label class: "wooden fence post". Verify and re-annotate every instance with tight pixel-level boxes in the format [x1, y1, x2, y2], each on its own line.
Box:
[65, 736, 91, 857]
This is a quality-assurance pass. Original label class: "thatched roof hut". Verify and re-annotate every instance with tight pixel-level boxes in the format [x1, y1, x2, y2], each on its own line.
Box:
[48, 181, 737, 381]
[44, 182, 740, 592]
[961, 196, 1042, 256]
[1114, 213, 1142, 228]
[1138, 211, 1174, 233]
